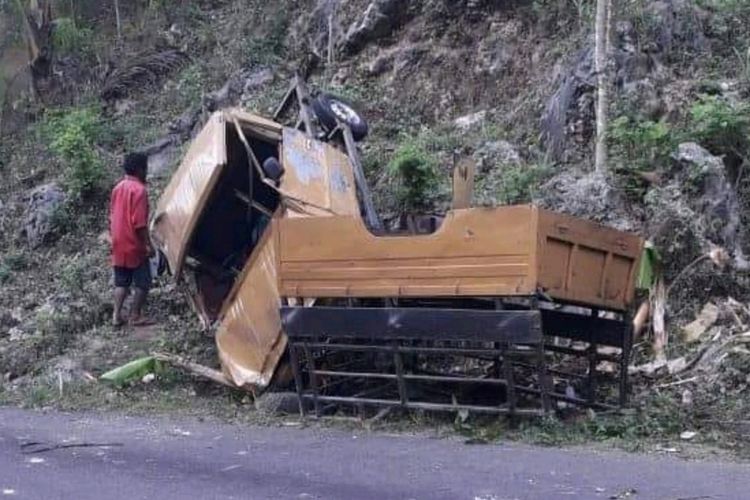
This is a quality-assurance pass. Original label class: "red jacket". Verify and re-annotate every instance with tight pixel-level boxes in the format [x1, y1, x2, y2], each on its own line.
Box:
[110, 176, 149, 268]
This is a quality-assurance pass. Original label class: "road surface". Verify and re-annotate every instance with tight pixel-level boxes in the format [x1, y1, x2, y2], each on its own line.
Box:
[0, 407, 747, 499]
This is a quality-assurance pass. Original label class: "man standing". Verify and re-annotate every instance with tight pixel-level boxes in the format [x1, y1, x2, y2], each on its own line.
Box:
[110, 152, 154, 327]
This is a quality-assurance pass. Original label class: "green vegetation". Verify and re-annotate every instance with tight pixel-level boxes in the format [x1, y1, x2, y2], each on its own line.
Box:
[610, 115, 676, 197]
[0, 262, 10, 283]
[0, 251, 28, 283]
[43, 106, 105, 200]
[488, 162, 552, 205]
[59, 255, 87, 294]
[388, 138, 440, 211]
[687, 94, 750, 161]
[242, 6, 289, 67]
[51, 17, 94, 57]
[175, 64, 205, 108]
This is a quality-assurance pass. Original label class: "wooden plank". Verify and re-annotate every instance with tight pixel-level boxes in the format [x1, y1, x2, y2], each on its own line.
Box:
[452, 158, 476, 209]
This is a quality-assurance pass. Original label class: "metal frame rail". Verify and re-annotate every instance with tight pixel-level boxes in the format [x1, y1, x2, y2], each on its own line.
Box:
[281, 306, 552, 417]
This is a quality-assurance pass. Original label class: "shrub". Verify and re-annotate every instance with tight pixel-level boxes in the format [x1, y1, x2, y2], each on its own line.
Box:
[687, 94, 750, 160]
[59, 256, 86, 294]
[387, 140, 440, 211]
[609, 115, 677, 197]
[0, 262, 10, 284]
[495, 163, 552, 205]
[44, 107, 104, 200]
[51, 17, 93, 57]
[0, 251, 28, 283]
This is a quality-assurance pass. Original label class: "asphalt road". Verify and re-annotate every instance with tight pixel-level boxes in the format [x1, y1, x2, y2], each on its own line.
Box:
[0, 408, 747, 500]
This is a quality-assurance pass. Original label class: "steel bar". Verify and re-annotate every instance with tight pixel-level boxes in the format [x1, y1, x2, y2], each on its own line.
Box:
[297, 394, 544, 416]
[340, 124, 382, 230]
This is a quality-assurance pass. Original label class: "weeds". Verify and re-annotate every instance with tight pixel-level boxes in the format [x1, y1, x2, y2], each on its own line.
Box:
[26, 383, 54, 408]
[497, 163, 550, 204]
[243, 7, 289, 67]
[0, 252, 27, 283]
[687, 94, 750, 161]
[477, 162, 552, 206]
[175, 64, 205, 108]
[0, 262, 10, 284]
[42, 106, 105, 200]
[609, 115, 677, 198]
[59, 255, 87, 294]
[52, 17, 94, 57]
[387, 139, 440, 211]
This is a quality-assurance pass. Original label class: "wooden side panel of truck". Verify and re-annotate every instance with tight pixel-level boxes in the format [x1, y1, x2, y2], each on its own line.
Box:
[277, 205, 642, 311]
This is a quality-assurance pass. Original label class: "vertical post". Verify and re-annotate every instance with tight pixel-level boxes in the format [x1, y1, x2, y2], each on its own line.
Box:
[341, 124, 382, 231]
[295, 75, 319, 137]
[288, 343, 307, 417]
[302, 342, 322, 417]
[619, 321, 633, 407]
[392, 341, 408, 406]
[588, 308, 599, 405]
[532, 297, 552, 413]
[502, 343, 517, 415]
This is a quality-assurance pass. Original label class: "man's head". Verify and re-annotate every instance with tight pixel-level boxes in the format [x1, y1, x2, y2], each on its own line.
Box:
[123, 152, 148, 181]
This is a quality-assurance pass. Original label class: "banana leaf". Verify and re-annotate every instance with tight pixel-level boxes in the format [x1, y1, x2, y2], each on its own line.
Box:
[636, 242, 660, 291]
[100, 356, 160, 386]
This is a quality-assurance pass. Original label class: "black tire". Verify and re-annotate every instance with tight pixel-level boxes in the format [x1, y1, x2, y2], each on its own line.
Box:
[262, 157, 284, 182]
[312, 93, 369, 141]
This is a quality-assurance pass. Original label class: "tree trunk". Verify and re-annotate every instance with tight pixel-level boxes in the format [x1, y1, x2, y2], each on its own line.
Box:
[114, 0, 122, 41]
[594, 0, 612, 173]
[16, 0, 54, 101]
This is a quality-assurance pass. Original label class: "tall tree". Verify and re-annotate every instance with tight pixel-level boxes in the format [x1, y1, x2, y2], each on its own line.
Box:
[594, 0, 612, 173]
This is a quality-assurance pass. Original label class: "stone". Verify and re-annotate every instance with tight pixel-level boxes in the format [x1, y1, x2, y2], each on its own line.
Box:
[473, 140, 522, 169]
[367, 54, 393, 76]
[454, 110, 487, 130]
[672, 143, 748, 270]
[341, 0, 410, 55]
[540, 47, 595, 161]
[242, 68, 274, 93]
[20, 183, 66, 248]
[538, 171, 640, 232]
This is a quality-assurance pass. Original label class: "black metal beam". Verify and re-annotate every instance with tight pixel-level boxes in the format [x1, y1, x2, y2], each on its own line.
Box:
[281, 307, 543, 343]
[540, 309, 628, 347]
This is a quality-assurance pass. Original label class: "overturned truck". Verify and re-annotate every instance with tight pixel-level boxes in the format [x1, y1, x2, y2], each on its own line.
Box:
[151, 98, 643, 416]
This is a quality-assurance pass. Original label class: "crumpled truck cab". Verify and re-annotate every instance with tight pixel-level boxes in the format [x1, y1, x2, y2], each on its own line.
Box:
[151, 110, 360, 388]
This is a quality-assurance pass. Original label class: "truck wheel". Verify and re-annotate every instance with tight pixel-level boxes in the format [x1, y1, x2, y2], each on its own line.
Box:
[312, 93, 369, 141]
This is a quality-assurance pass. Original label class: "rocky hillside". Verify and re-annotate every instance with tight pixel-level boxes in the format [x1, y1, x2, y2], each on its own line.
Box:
[2, 0, 750, 449]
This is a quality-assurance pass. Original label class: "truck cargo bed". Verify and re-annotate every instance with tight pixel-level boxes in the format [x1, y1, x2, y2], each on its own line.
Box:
[277, 205, 642, 311]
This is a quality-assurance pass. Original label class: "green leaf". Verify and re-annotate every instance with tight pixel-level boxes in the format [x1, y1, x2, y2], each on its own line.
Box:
[100, 356, 159, 386]
[636, 243, 660, 291]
